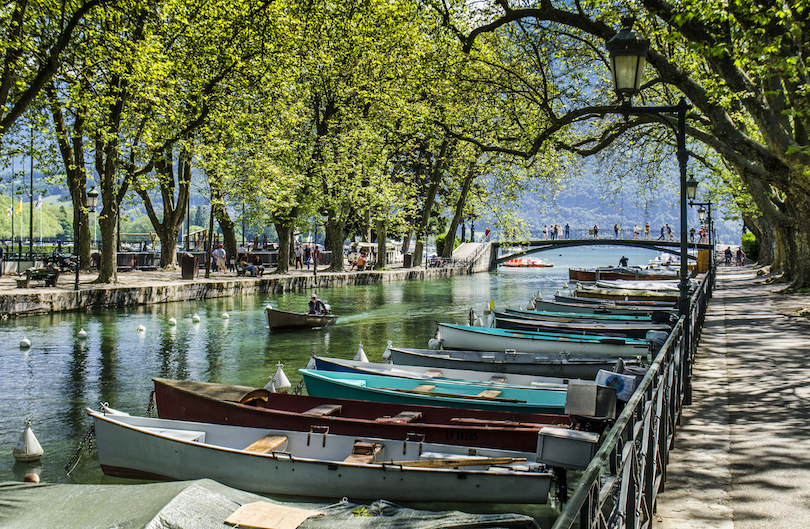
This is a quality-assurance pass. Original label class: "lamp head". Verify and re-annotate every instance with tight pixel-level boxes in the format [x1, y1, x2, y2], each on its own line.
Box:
[87, 186, 99, 211]
[685, 176, 698, 200]
[606, 17, 650, 101]
[698, 205, 706, 222]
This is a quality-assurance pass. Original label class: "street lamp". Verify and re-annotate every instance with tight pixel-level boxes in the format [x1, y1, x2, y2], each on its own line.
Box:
[314, 212, 328, 282]
[607, 17, 691, 318]
[87, 186, 99, 250]
[75, 187, 98, 291]
[697, 205, 706, 222]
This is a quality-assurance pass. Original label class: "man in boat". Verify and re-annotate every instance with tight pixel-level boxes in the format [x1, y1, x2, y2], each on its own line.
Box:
[309, 294, 329, 315]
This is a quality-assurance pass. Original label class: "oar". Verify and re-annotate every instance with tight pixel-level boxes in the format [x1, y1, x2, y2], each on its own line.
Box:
[390, 457, 528, 468]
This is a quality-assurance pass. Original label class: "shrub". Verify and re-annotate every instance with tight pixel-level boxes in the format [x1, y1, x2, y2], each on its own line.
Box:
[741, 232, 759, 262]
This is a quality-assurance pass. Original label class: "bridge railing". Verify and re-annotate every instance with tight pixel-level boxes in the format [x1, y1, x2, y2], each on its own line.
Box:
[550, 266, 714, 529]
[493, 228, 708, 243]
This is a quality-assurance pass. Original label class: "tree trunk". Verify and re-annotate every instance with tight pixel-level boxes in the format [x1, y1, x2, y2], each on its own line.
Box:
[210, 180, 236, 266]
[414, 140, 448, 267]
[273, 220, 293, 274]
[442, 162, 475, 259]
[744, 213, 775, 266]
[375, 219, 386, 269]
[325, 217, 346, 272]
[96, 205, 118, 283]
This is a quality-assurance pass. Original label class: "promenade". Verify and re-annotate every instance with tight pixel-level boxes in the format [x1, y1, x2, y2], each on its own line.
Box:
[654, 266, 810, 528]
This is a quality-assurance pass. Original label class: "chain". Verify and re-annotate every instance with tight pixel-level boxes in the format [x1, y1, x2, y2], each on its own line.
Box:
[65, 425, 95, 475]
[291, 380, 304, 395]
[146, 390, 157, 417]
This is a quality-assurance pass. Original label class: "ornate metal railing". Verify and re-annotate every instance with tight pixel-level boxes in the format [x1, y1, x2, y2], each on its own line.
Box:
[551, 266, 714, 529]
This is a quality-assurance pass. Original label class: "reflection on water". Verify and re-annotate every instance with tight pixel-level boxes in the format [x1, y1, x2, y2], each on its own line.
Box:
[0, 247, 659, 524]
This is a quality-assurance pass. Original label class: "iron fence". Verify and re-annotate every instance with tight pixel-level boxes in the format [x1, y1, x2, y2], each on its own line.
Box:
[551, 266, 713, 529]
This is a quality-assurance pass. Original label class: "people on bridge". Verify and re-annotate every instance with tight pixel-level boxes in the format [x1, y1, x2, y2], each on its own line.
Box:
[634, 224, 640, 239]
[644, 222, 650, 239]
[613, 224, 619, 238]
[564, 222, 570, 239]
[689, 227, 695, 242]
[542, 225, 548, 239]
[666, 224, 673, 241]
[658, 225, 666, 240]
[619, 255, 629, 267]
[593, 225, 598, 238]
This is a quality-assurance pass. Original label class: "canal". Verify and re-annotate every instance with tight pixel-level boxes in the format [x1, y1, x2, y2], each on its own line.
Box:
[1, 247, 661, 521]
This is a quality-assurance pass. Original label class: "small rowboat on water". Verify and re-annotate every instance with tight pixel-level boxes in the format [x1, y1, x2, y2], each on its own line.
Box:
[89, 408, 560, 504]
[501, 257, 554, 268]
[264, 306, 336, 330]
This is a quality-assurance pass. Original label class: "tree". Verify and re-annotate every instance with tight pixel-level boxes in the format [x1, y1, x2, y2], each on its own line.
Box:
[435, 1, 810, 289]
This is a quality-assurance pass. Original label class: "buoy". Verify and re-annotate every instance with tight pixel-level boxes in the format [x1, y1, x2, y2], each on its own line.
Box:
[266, 305, 273, 311]
[487, 312, 494, 328]
[269, 362, 291, 393]
[305, 355, 317, 370]
[382, 340, 393, 361]
[222, 312, 229, 319]
[428, 329, 442, 350]
[192, 313, 200, 323]
[137, 325, 146, 332]
[13, 420, 43, 462]
[354, 343, 369, 363]
[474, 316, 484, 327]
[23, 473, 39, 483]
[20, 338, 31, 349]
[77, 328, 88, 339]
[168, 317, 177, 326]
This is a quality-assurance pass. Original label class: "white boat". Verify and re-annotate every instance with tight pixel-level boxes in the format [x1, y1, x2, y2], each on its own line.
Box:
[436, 323, 651, 357]
[88, 408, 556, 504]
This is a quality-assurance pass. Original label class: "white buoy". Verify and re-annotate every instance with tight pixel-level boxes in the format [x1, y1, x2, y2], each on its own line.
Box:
[168, 317, 177, 326]
[222, 312, 229, 319]
[192, 313, 200, 323]
[77, 328, 88, 339]
[137, 325, 146, 332]
[354, 343, 369, 363]
[428, 329, 442, 350]
[272, 362, 291, 393]
[20, 338, 31, 349]
[487, 312, 494, 328]
[474, 316, 484, 327]
[13, 420, 43, 462]
[266, 304, 273, 311]
[305, 355, 317, 370]
[382, 340, 393, 362]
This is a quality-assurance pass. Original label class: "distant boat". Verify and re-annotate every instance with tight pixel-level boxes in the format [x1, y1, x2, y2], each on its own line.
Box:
[389, 347, 640, 379]
[89, 408, 556, 504]
[300, 369, 568, 414]
[264, 306, 336, 330]
[436, 323, 651, 357]
[501, 257, 554, 268]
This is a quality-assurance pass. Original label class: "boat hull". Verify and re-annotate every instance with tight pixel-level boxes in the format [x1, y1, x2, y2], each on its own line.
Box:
[91, 410, 553, 504]
[153, 378, 570, 453]
[492, 315, 668, 339]
[390, 348, 631, 378]
[264, 307, 336, 330]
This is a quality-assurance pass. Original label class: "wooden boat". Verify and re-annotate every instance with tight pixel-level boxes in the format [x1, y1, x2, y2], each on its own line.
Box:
[436, 323, 651, 357]
[491, 313, 671, 339]
[389, 347, 643, 378]
[264, 306, 336, 330]
[312, 355, 577, 388]
[89, 408, 556, 504]
[572, 286, 680, 302]
[300, 369, 568, 414]
[153, 377, 573, 453]
[568, 267, 679, 282]
[532, 298, 677, 316]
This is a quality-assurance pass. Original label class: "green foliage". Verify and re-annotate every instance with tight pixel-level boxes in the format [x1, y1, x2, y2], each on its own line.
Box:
[741, 232, 758, 261]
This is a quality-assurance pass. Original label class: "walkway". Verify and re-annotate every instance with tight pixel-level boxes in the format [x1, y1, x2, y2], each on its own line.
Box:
[654, 266, 810, 528]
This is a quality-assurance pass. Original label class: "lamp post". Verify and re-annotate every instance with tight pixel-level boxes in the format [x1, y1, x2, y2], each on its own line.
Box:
[75, 188, 98, 290]
[607, 17, 692, 317]
[607, 17, 694, 404]
[690, 198, 713, 269]
[314, 213, 328, 282]
[88, 187, 99, 251]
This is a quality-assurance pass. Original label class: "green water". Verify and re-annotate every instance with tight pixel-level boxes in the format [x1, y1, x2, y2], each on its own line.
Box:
[0, 247, 660, 523]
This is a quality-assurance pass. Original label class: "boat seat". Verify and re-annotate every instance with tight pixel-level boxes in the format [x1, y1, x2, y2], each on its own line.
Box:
[344, 441, 383, 464]
[423, 370, 442, 378]
[244, 435, 288, 453]
[476, 390, 503, 399]
[412, 384, 436, 392]
[302, 404, 343, 417]
[489, 376, 507, 383]
[375, 411, 423, 424]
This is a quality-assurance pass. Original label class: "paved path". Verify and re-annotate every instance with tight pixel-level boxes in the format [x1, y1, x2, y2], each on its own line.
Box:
[654, 266, 810, 528]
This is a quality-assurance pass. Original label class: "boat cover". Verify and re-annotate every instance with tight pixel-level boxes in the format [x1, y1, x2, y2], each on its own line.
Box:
[0, 478, 539, 529]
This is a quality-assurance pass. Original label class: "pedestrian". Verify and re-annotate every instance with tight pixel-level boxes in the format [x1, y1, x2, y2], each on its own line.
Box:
[294, 245, 303, 269]
[304, 245, 311, 269]
[736, 247, 746, 266]
[633, 224, 639, 239]
[689, 227, 695, 242]
[214, 244, 226, 272]
[484, 227, 491, 242]
[658, 225, 665, 240]
[564, 222, 570, 239]
[593, 224, 598, 238]
[542, 225, 548, 239]
[644, 222, 650, 239]
[666, 224, 673, 241]
[613, 224, 619, 239]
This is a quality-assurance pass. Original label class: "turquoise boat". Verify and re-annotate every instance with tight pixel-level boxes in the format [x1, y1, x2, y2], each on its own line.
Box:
[500, 308, 656, 322]
[300, 369, 568, 414]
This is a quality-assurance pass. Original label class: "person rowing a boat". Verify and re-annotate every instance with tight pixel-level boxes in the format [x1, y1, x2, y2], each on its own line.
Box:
[309, 294, 329, 315]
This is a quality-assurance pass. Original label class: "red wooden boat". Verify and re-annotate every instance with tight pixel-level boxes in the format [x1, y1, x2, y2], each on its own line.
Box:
[153, 378, 580, 453]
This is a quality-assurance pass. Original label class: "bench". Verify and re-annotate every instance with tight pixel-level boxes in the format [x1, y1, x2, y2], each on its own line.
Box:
[375, 410, 423, 424]
[244, 435, 288, 453]
[16, 268, 59, 288]
[302, 404, 343, 417]
[344, 441, 383, 464]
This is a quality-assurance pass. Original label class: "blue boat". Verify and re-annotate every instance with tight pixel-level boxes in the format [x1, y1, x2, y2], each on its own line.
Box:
[300, 369, 568, 414]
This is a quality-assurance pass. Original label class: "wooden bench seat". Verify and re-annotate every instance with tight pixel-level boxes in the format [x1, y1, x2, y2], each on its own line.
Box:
[412, 384, 436, 392]
[476, 390, 503, 399]
[344, 441, 383, 464]
[16, 268, 59, 288]
[244, 435, 288, 453]
[302, 404, 342, 417]
[375, 410, 423, 424]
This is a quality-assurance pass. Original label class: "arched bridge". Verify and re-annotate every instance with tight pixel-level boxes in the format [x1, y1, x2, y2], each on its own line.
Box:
[491, 238, 713, 268]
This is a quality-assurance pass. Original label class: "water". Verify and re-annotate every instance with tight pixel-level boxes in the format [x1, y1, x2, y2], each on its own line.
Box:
[0, 246, 658, 521]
